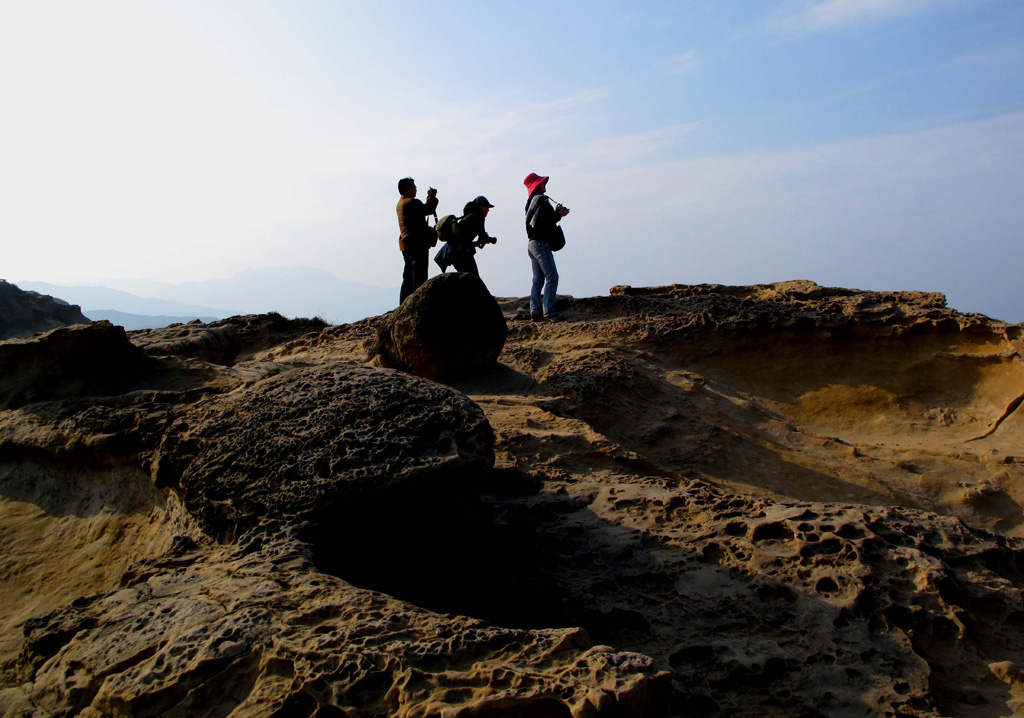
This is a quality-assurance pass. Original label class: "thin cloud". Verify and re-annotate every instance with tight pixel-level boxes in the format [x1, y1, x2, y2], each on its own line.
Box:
[557, 111, 1024, 319]
[527, 88, 613, 112]
[573, 123, 702, 169]
[770, 0, 944, 33]
[660, 51, 699, 76]
[951, 40, 1024, 68]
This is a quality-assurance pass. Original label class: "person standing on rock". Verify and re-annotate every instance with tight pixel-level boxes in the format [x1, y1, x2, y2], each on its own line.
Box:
[397, 177, 439, 305]
[448, 196, 497, 275]
[524, 173, 569, 321]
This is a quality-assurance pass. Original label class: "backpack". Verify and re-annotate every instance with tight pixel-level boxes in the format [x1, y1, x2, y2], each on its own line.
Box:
[435, 214, 460, 245]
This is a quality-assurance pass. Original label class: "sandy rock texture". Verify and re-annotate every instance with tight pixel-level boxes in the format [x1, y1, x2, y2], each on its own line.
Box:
[2, 281, 1024, 717]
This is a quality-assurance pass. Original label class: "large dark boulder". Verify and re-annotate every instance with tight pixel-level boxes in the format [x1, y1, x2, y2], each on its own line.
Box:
[0, 280, 90, 340]
[378, 273, 507, 382]
[152, 363, 495, 534]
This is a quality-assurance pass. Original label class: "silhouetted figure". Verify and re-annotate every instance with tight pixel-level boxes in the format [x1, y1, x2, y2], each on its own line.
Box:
[436, 196, 497, 275]
[396, 177, 439, 304]
[524, 173, 569, 321]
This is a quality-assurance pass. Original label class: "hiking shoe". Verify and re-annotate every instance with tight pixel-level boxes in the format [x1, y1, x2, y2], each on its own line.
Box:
[546, 314, 564, 322]
[531, 314, 545, 322]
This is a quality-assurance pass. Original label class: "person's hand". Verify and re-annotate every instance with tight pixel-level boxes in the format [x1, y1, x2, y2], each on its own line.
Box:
[557, 205, 570, 217]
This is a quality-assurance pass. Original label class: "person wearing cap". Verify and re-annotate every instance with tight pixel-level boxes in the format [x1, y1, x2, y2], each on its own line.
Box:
[435, 196, 496, 275]
[448, 196, 496, 274]
[396, 177, 439, 304]
[524, 172, 569, 321]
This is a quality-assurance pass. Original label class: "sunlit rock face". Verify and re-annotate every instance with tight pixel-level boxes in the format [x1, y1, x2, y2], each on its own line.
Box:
[2, 280, 1024, 717]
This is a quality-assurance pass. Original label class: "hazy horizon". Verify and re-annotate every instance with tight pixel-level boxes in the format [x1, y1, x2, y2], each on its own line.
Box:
[3, 1, 1023, 321]
[14, 267, 399, 325]
[14, 263, 1022, 326]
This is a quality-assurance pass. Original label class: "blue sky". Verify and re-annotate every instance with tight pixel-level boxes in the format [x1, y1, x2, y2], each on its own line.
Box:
[3, 0, 1023, 320]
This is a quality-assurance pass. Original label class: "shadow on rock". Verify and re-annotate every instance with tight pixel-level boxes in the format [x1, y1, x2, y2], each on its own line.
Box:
[0, 322, 158, 410]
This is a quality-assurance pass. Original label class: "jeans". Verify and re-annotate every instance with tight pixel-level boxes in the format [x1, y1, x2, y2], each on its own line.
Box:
[528, 240, 558, 318]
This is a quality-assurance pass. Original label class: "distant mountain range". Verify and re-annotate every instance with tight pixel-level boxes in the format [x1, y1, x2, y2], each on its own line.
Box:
[15, 282, 231, 319]
[17, 268, 398, 329]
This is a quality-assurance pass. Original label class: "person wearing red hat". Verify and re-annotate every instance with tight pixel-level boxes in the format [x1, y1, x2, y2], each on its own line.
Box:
[524, 173, 569, 321]
[396, 177, 439, 304]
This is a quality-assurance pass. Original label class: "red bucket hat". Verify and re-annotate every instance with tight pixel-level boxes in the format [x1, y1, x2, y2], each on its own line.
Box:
[524, 172, 549, 195]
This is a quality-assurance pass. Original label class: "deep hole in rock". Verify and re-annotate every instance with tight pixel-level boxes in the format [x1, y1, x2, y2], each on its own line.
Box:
[303, 483, 579, 631]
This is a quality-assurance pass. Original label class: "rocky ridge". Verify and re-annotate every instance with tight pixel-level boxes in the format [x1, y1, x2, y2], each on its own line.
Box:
[1, 279, 1023, 717]
[0, 281, 90, 341]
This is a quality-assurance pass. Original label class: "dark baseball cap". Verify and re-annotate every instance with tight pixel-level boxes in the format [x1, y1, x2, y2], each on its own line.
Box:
[474, 195, 494, 207]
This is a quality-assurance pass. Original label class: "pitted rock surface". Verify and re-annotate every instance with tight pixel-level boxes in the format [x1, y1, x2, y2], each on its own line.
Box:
[16, 529, 669, 717]
[594, 279, 973, 337]
[154, 363, 495, 533]
[4, 283, 1024, 716]
[378, 272, 507, 382]
[518, 477, 1024, 716]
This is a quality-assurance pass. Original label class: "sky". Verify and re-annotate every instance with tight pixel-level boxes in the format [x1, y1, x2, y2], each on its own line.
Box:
[2, 0, 1023, 320]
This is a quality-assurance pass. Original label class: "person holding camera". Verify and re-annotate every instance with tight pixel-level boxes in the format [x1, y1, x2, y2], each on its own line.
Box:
[396, 177, 439, 304]
[445, 195, 496, 275]
[524, 173, 569, 321]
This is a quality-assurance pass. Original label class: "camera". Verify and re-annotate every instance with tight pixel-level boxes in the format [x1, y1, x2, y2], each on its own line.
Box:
[476, 236, 497, 247]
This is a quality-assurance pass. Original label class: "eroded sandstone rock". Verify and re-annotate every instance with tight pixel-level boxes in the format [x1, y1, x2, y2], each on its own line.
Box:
[0, 322, 156, 410]
[513, 476, 1024, 716]
[16, 528, 671, 717]
[131, 312, 328, 366]
[4, 280, 1024, 716]
[153, 363, 496, 535]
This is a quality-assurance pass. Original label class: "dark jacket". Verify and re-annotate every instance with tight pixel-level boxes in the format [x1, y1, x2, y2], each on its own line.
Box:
[454, 211, 493, 253]
[397, 195, 439, 252]
[525, 193, 559, 243]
